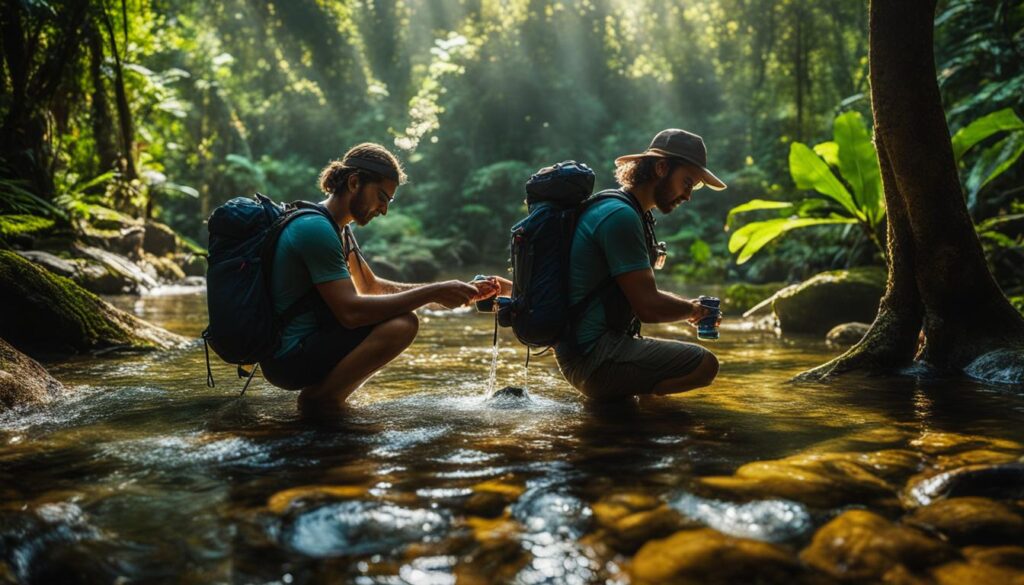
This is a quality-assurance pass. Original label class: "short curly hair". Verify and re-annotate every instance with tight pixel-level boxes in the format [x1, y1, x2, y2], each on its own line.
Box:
[614, 156, 692, 190]
[318, 142, 408, 197]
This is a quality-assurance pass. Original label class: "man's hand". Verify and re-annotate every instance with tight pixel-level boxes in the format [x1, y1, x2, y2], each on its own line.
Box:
[469, 276, 502, 303]
[431, 280, 479, 309]
[685, 299, 722, 327]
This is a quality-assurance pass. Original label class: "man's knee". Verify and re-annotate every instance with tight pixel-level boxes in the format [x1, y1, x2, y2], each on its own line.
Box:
[380, 312, 419, 347]
[693, 351, 720, 386]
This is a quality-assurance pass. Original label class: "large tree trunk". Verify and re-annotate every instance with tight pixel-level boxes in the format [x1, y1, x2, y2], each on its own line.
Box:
[798, 0, 1024, 384]
[87, 20, 118, 174]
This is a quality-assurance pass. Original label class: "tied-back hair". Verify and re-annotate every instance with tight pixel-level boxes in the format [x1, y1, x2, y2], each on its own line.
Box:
[318, 142, 408, 197]
[614, 156, 688, 190]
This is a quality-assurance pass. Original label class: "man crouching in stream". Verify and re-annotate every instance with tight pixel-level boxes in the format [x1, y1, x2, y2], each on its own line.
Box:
[259, 143, 509, 414]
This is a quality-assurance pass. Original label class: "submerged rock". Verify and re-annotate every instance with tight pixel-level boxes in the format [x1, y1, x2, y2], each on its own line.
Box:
[929, 558, 1024, 585]
[490, 386, 528, 400]
[799, 510, 954, 581]
[699, 449, 921, 508]
[0, 337, 64, 411]
[826, 322, 871, 347]
[592, 493, 696, 554]
[904, 497, 1024, 546]
[668, 492, 812, 543]
[903, 463, 1024, 507]
[771, 267, 885, 335]
[631, 528, 801, 585]
[0, 250, 188, 357]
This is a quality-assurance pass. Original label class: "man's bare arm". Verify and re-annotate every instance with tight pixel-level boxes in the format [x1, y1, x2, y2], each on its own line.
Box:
[316, 278, 477, 328]
[345, 250, 424, 294]
[614, 268, 710, 324]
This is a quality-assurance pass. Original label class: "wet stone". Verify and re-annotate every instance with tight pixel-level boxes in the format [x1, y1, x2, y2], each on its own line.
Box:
[929, 559, 1024, 585]
[266, 485, 367, 515]
[962, 545, 1024, 569]
[280, 500, 449, 558]
[699, 450, 916, 508]
[903, 463, 1024, 507]
[631, 528, 801, 585]
[604, 504, 698, 554]
[799, 510, 955, 581]
[904, 497, 1024, 546]
[464, 491, 511, 518]
[910, 431, 1023, 456]
[668, 492, 812, 543]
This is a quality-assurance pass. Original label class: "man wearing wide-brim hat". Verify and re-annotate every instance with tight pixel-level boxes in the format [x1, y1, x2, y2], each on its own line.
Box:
[555, 129, 726, 401]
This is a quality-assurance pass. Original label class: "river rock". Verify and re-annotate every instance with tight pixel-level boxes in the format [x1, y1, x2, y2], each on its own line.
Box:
[771, 267, 885, 335]
[826, 322, 871, 347]
[962, 545, 1024, 568]
[631, 528, 801, 585]
[799, 510, 955, 581]
[903, 463, 1024, 507]
[70, 243, 158, 292]
[904, 497, 1024, 545]
[593, 493, 696, 553]
[964, 348, 1024, 385]
[141, 252, 186, 282]
[0, 337, 64, 411]
[143, 219, 180, 257]
[929, 559, 1024, 585]
[699, 450, 921, 508]
[13, 250, 78, 279]
[0, 250, 188, 357]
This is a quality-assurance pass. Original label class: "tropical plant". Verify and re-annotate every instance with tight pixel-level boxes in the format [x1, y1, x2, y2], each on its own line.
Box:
[726, 108, 1024, 265]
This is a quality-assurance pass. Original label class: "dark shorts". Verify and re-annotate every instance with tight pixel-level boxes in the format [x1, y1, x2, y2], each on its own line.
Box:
[261, 319, 375, 390]
[556, 332, 708, 401]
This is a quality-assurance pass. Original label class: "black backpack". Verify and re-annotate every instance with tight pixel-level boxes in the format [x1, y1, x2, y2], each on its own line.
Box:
[498, 162, 655, 352]
[202, 193, 339, 388]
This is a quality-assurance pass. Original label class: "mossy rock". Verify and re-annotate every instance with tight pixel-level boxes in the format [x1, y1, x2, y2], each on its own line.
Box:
[0, 337, 64, 411]
[799, 510, 955, 581]
[721, 282, 787, 314]
[904, 497, 1024, 546]
[631, 528, 802, 585]
[0, 250, 188, 357]
[0, 215, 56, 239]
[772, 266, 885, 335]
[143, 219, 181, 257]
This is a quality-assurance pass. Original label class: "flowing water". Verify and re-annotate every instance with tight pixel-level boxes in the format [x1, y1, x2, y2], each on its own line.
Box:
[2, 285, 1024, 584]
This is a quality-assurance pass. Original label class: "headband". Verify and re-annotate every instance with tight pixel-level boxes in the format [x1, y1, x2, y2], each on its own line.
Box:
[344, 156, 400, 182]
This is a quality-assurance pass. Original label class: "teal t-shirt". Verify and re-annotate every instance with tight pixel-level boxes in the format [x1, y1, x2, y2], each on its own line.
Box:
[271, 213, 349, 358]
[567, 197, 650, 353]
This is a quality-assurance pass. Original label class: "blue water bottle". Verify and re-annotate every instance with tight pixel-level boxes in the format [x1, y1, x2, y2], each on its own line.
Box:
[697, 295, 721, 340]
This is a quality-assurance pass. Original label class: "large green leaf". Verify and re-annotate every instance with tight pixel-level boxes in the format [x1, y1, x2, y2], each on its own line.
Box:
[729, 217, 856, 264]
[951, 108, 1024, 161]
[965, 131, 1024, 209]
[789, 142, 862, 220]
[833, 111, 884, 227]
[725, 199, 794, 228]
[813, 141, 839, 167]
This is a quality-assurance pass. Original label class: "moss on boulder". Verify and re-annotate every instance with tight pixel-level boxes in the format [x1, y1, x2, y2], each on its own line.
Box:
[0, 337, 64, 411]
[0, 215, 56, 239]
[772, 266, 886, 335]
[721, 282, 787, 314]
[0, 250, 188, 357]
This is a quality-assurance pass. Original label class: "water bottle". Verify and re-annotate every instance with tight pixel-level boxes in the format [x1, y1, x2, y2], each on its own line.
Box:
[697, 295, 721, 340]
[472, 275, 498, 312]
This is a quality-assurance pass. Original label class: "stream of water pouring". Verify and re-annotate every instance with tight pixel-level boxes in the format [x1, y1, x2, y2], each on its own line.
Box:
[485, 313, 499, 396]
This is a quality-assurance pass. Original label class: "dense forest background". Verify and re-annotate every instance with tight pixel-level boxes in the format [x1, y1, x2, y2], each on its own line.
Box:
[1, 0, 1021, 292]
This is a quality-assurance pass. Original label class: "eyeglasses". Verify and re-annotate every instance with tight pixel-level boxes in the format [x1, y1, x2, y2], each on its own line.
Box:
[377, 188, 394, 208]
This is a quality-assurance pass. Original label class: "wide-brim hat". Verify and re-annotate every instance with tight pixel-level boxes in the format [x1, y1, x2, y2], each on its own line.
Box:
[614, 129, 727, 191]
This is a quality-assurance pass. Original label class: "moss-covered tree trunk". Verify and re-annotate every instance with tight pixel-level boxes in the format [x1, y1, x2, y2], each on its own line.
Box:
[799, 0, 1024, 383]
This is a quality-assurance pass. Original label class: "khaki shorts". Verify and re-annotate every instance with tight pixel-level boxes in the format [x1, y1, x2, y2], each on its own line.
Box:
[556, 332, 708, 401]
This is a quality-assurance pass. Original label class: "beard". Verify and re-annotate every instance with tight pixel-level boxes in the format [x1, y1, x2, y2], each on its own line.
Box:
[349, 184, 376, 226]
[653, 174, 680, 214]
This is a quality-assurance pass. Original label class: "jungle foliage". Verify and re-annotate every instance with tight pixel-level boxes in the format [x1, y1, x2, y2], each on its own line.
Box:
[0, 0, 1020, 286]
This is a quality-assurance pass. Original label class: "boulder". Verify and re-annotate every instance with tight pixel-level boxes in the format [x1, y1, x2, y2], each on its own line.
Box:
[903, 463, 1024, 507]
[14, 250, 78, 280]
[771, 267, 885, 335]
[70, 243, 158, 293]
[0, 250, 188, 358]
[904, 497, 1024, 546]
[143, 219, 180, 257]
[799, 510, 955, 581]
[368, 256, 404, 281]
[140, 252, 186, 283]
[79, 206, 145, 259]
[699, 449, 921, 508]
[826, 322, 871, 348]
[722, 282, 787, 315]
[0, 214, 56, 248]
[631, 528, 801, 585]
[0, 337, 64, 411]
[174, 252, 207, 277]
